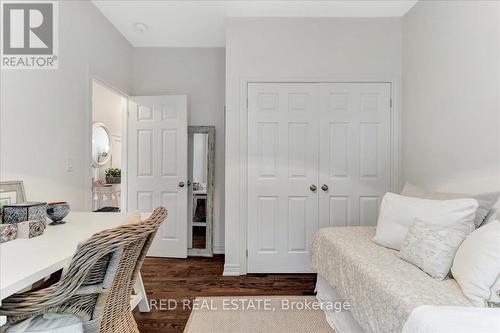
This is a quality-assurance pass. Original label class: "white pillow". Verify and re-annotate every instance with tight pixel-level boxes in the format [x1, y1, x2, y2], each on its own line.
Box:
[483, 208, 497, 225]
[401, 182, 500, 227]
[399, 219, 466, 280]
[373, 193, 478, 250]
[451, 220, 500, 307]
[403, 306, 500, 333]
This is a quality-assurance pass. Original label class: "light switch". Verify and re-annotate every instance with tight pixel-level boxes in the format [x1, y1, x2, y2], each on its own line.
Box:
[66, 158, 74, 172]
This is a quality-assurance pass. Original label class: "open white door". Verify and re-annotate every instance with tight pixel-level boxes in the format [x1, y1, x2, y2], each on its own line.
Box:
[128, 95, 188, 258]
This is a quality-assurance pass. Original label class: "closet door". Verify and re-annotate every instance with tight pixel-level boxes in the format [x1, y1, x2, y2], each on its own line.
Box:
[318, 83, 391, 228]
[247, 83, 319, 273]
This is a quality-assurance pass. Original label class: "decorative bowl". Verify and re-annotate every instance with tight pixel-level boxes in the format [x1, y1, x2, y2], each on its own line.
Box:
[46, 202, 70, 225]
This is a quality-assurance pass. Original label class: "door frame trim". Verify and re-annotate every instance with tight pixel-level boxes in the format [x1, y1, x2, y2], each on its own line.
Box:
[86, 75, 129, 213]
[223, 76, 401, 276]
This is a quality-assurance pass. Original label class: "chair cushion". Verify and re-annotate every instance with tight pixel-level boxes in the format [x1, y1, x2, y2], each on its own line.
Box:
[6, 314, 83, 333]
[124, 210, 142, 224]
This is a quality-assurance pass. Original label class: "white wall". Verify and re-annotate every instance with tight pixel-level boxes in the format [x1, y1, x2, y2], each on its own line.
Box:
[92, 81, 126, 180]
[402, 1, 500, 194]
[224, 18, 402, 274]
[133, 47, 226, 253]
[0, 1, 133, 210]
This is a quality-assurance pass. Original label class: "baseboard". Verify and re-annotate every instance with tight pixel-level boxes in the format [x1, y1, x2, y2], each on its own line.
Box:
[223, 264, 241, 276]
[213, 245, 225, 254]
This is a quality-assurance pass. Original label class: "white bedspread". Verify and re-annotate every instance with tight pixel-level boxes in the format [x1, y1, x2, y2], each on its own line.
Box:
[402, 306, 500, 333]
[315, 275, 364, 333]
[311, 227, 472, 333]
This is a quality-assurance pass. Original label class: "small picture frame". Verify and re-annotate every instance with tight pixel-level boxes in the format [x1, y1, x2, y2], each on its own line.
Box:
[0, 181, 26, 222]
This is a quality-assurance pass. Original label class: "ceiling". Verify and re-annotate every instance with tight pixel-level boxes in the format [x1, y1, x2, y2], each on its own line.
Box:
[93, 0, 417, 47]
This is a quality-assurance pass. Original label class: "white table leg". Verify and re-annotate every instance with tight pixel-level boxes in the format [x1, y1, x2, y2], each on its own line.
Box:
[0, 300, 5, 327]
[132, 273, 150, 312]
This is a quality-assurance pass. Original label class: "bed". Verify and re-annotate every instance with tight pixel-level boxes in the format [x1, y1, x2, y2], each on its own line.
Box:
[311, 226, 472, 333]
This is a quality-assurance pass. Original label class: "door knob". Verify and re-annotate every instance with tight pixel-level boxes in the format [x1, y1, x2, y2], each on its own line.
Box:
[309, 185, 317, 192]
[321, 184, 329, 191]
[179, 181, 185, 188]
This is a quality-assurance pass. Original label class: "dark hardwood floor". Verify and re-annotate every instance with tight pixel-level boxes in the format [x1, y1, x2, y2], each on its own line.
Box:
[133, 255, 316, 333]
[191, 226, 206, 249]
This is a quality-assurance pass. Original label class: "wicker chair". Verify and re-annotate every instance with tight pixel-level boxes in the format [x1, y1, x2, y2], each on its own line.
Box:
[0, 207, 168, 333]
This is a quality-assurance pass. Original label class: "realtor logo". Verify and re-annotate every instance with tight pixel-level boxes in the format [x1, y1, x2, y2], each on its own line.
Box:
[1, 1, 59, 69]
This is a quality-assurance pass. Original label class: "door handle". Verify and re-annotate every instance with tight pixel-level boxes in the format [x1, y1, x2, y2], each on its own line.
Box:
[309, 185, 317, 192]
[321, 184, 329, 192]
[179, 181, 185, 188]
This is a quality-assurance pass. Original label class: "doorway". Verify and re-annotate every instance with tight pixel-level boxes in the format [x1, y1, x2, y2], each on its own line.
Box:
[91, 80, 128, 212]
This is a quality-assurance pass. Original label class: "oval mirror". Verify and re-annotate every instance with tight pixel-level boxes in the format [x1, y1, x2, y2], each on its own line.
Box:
[92, 123, 112, 167]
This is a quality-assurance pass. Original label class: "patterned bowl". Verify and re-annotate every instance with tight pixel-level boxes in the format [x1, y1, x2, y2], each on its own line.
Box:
[46, 202, 70, 225]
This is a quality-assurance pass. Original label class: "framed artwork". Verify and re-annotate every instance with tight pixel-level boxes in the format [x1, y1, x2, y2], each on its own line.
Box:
[0, 181, 26, 222]
[0, 191, 17, 207]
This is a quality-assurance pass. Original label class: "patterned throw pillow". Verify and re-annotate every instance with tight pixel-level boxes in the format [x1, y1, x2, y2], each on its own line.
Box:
[399, 219, 467, 280]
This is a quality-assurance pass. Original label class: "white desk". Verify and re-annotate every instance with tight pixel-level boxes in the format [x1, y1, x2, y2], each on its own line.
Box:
[0, 212, 150, 326]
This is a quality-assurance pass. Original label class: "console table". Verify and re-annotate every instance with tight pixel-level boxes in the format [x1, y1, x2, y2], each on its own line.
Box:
[93, 183, 121, 211]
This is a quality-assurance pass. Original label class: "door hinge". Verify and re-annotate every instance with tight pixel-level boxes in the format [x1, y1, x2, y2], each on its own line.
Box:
[246, 249, 248, 257]
[390, 98, 393, 108]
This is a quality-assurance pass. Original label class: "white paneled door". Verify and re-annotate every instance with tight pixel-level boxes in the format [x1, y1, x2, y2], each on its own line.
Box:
[319, 83, 391, 229]
[128, 95, 188, 258]
[248, 83, 320, 273]
[247, 82, 391, 273]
